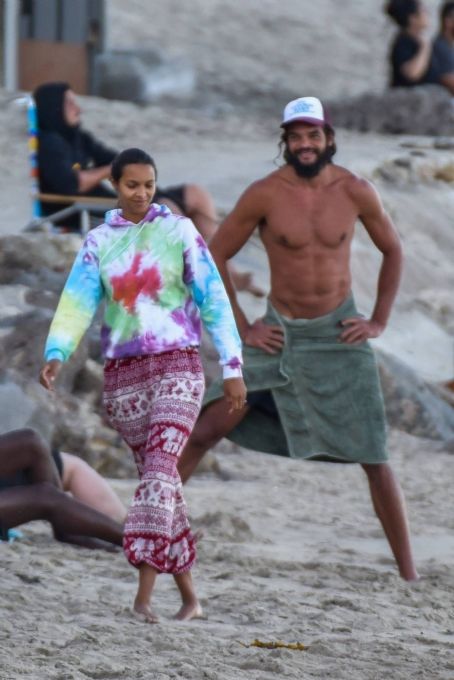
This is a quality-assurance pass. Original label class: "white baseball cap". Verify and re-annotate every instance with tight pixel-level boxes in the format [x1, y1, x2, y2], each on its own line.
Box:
[281, 96, 330, 128]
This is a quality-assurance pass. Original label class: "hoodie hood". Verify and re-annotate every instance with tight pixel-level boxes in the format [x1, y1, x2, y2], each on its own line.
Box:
[34, 82, 77, 138]
[105, 202, 171, 227]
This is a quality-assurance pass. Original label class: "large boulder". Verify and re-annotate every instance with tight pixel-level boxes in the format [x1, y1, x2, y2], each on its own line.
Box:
[327, 86, 454, 136]
[377, 350, 454, 442]
[94, 49, 196, 104]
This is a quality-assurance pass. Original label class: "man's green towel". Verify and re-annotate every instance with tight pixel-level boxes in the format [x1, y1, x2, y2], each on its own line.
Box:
[204, 296, 388, 464]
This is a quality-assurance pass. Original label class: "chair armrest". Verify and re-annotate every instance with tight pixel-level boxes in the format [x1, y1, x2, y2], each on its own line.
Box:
[37, 192, 117, 208]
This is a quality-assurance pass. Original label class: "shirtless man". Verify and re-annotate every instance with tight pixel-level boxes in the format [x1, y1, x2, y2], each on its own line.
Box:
[178, 96, 418, 581]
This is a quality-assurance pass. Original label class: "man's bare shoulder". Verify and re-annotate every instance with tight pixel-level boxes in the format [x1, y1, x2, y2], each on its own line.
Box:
[329, 165, 377, 205]
[333, 165, 375, 195]
[245, 169, 283, 192]
[236, 169, 283, 206]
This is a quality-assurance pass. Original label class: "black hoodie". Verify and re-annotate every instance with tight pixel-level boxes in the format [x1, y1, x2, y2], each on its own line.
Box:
[33, 82, 187, 226]
[33, 82, 117, 205]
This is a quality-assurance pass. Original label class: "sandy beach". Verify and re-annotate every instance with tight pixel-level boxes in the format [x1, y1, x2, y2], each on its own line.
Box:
[1, 0, 454, 677]
[1, 430, 454, 679]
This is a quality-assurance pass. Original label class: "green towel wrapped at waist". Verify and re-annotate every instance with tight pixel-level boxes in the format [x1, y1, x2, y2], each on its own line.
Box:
[204, 295, 388, 464]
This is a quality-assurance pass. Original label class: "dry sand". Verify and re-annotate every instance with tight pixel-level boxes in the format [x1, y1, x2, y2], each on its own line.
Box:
[1, 0, 454, 678]
[1, 431, 454, 679]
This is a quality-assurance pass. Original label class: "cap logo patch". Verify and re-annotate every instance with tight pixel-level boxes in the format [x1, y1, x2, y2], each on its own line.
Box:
[291, 101, 316, 115]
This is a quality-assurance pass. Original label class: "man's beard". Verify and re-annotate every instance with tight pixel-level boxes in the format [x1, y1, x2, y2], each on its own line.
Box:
[285, 145, 335, 178]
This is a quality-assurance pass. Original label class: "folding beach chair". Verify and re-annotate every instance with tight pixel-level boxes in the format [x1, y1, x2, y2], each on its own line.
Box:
[24, 97, 116, 235]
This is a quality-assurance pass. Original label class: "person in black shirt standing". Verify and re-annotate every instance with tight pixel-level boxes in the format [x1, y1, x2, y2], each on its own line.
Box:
[386, 0, 435, 87]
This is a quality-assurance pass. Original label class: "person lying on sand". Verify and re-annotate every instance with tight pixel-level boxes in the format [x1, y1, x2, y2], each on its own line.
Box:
[0, 428, 123, 549]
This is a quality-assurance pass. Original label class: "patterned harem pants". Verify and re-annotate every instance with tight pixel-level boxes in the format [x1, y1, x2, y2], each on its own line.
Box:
[103, 349, 204, 573]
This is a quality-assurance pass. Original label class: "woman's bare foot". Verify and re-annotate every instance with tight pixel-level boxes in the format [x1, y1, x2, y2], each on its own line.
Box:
[133, 600, 159, 624]
[174, 600, 204, 622]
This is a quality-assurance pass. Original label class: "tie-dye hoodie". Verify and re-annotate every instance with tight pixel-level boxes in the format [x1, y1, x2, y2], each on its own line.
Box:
[44, 204, 243, 379]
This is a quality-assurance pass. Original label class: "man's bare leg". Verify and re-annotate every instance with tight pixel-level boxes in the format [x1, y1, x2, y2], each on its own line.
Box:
[183, 183, 218, 239]
[173, 571, 203, 621]
[134, 564, 159, 623]
[178, 398, 250, 484]
[362, 463, 419, 581]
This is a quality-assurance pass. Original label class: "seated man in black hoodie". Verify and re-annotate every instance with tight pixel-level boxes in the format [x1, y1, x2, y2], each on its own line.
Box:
[34, 82, 263, 295]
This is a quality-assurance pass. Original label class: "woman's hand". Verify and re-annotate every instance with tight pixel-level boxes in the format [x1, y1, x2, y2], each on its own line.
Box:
[39, 360, 63, 391]
[223, 376, 247, 413]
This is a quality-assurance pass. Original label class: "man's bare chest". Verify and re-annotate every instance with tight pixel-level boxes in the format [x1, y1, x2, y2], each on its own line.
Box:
[260, 190, 357, 250]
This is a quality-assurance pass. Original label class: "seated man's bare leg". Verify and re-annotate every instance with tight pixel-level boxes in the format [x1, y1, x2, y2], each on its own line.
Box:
[177, 398, 250, 484]
[183, 184, 264, 297]
[155, 197, 181, 214]
[183, 183, 218, 241]
[61, 452, 127, 523]
[362, 462, 419, 581]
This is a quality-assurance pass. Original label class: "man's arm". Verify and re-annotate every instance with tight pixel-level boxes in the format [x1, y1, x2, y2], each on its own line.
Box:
[340, 178, 403, 344]
[39, 132, 113, 196]
[209, 180, 285, 353]
[77, 165, 112, 194]
[77, 132, 116, 194]
[209, 182, 264, 336]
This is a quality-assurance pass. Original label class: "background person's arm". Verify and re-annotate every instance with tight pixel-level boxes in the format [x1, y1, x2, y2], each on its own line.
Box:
[76, 132, 117, 194]
[77, 165, 112, 193]
[400, 36, 432, 81]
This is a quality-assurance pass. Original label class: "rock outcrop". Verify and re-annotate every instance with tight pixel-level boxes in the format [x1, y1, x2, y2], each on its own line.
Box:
[328, 86, 454, 136]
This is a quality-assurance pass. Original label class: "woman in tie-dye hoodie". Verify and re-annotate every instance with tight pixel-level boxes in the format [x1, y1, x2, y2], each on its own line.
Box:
[40, 148, 246, 623]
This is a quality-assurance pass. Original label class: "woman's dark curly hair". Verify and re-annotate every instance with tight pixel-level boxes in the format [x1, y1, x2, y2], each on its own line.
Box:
[385, 0, 420, 28]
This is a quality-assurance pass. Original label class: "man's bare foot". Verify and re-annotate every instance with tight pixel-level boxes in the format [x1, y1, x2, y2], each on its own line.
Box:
[174, 601, 204, 622]
[133, 601, 159, 624]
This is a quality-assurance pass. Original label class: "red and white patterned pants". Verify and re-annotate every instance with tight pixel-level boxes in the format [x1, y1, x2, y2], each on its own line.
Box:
[103, 349, 204, 573]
